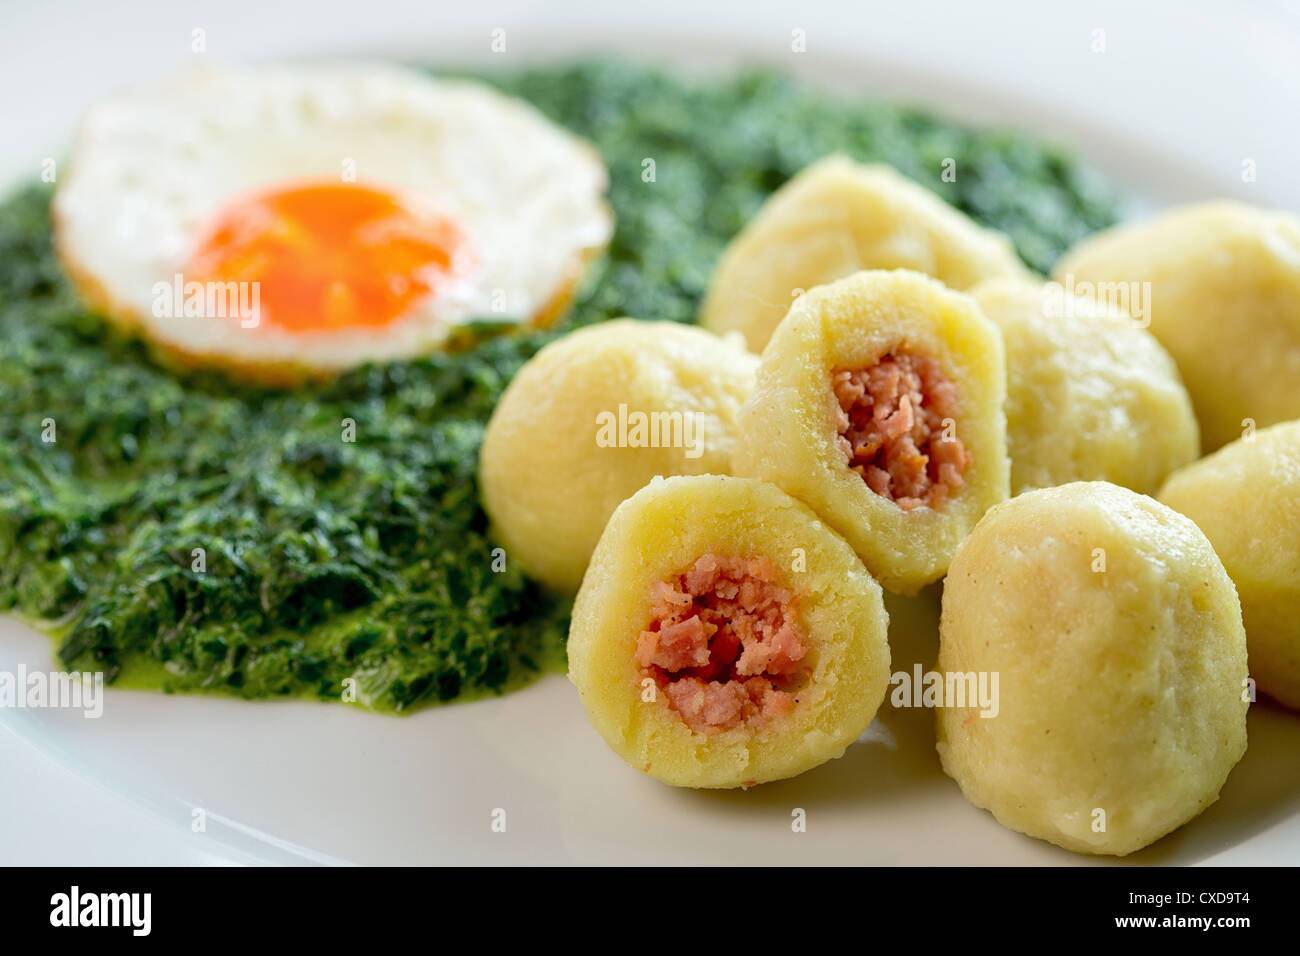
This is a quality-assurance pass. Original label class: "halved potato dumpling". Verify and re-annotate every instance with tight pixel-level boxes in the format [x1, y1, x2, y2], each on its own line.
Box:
[733, 269, 1010, 594]
[937, 482, 1249, 856]
[700, 156, 1030, 352]
[568, 475, 891, 789]
[1160, 419, 1300, 710]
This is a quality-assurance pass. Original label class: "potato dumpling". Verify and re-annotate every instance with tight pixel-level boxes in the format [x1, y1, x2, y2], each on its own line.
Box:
[733, 269, 1009, 594]
[1160, 420, 1300, 709]
[479, 319, 757, 593]
[971, 276, 1199, 495]
[483, 317, 759, 595]
[568, 475, 891, 789]
[1055, 201, 1300, 450]
[700, 156, 1029, 352]
[937, 482, 1249, 856]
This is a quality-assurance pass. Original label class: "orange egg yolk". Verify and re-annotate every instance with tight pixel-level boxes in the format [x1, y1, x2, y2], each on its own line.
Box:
[185, 182, 468, 333]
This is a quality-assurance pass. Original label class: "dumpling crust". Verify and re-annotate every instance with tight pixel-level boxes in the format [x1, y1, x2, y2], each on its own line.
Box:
[733, 269, 1010, 594]
[567, 475, 891, 789]
[700, 156, 1030, 352]
[936, 481, 1249, 856]
[1160, 419, 1300, 710]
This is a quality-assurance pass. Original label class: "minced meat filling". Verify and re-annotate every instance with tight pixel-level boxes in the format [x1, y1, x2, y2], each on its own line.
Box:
[833, 349, 972, 511]
[635, 554, 807, 733]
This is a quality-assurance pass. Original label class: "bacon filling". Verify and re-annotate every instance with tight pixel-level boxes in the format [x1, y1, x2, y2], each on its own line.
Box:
[833, 349, 972, 510]
[636, 554, 807, 733]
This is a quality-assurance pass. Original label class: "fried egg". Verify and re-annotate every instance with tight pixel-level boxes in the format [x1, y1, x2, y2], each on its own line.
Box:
[53, 63, 612, 382]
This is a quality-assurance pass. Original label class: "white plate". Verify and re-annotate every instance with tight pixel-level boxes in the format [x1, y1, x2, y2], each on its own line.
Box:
[3, 0, 1299, 866]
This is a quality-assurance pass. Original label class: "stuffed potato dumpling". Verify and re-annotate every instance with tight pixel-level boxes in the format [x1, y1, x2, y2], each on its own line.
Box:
[701, 156, 1030, 352]
[568, 475, 891, 789]
[937, 482, 1249, 856]
[1160, 419, 1300, 710]
[971, 276, 1199, 495]
[479, 319, 757, 593]
[1055, 201, 1300, 450]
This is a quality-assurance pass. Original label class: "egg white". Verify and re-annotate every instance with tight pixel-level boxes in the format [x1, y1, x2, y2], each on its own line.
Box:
[53, 62, 612, 380]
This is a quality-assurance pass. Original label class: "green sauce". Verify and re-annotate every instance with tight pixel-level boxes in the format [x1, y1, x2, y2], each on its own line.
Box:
[0, 61, 1119, 713]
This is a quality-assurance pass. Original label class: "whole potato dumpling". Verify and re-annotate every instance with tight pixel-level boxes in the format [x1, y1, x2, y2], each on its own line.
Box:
[1055, 201, 1300, 450]
[937, 482, 1249, 856]
[733, 269, 1010, 594]
[479, 319, 757, 593]
[971, 276, 1199, 495]
[1160, 419, 1300, 709]
[568, 475, 891, 789]
[700, 156, 1030, 352]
